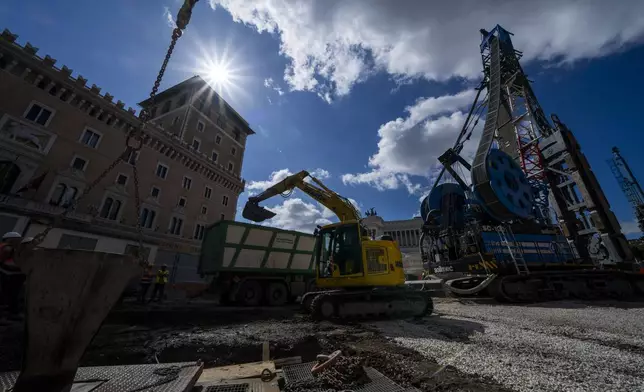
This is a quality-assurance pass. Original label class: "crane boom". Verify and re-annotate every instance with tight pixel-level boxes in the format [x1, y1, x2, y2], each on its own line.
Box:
[242, 170, 361, 223]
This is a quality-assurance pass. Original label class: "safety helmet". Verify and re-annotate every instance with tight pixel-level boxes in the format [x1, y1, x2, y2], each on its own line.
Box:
[2, 232, 22, 240]
[21, 237, 34, 243]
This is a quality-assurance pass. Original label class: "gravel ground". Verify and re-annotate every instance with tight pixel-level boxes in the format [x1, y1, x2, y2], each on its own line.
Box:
[369, 298, 644, 392]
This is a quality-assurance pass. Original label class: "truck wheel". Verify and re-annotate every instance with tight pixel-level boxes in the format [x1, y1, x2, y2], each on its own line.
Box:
[266, 282, 288, 306]
[238, 280, 262, 306]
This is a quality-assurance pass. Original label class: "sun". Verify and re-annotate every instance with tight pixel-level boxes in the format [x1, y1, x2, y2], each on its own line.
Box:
[208, 63, 231, 86]
[177, 35, 251, 102]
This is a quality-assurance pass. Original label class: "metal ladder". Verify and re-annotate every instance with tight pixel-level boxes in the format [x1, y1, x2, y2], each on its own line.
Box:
[496, 225, 530, 275]
[464, 225, 492, 275]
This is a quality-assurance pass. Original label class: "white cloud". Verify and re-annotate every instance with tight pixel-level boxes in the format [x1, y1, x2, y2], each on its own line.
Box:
[621, 220, 643, 237]
[209, 0, 644, 101]
[245, 169, 359, 232]
[264, 77, 285, 96]
[342, 89, 481, 194]
[261, 196, 362, 233]
[163, 7, 175, 28]
[260, 198, 333, 233]
[246, 167, 332, 195]
[309, 168, 331, 180]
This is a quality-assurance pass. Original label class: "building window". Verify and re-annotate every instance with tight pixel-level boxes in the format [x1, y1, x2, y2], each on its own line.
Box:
[156, 163, 169, 179]
[71, 156, 88, 172]
[201, 205, 208, 215]
[169, 217, 183, 235]
[216, 116, 225, 128]
[49, 183, 78, 207]
[149, 107, 157, 118]
[220, 213, 225, 221]
[0, 161, 20, 194]
[194, 224, 205, 240]
[234, 128, 241, 142]
[222, 195, 229, 206]
[161, 100, 171, 114]
[178, 196, 187, 207]
[197, 120, 205, 133]
[80, 128, 102, 148]
[191, 137, 201, 151]
[178, 94, 187, 106]
[172, 116, 180, 126]
[116, 174, 128, 186]
[215, 135, 222, 145]
[227, 162, 234, 172]
[196, 98, 205, 112]
[231, 147, 237, 156]
[99, 196, 122, 220]
[24, 102, 53, 126]
[204, 186, 212, 199]
[140, 207, 157, 229]
[150, 186, 160, 199]
[182, 176, 192, 190]
[211, 151, 219, 163]
[126, 150, 140, 165]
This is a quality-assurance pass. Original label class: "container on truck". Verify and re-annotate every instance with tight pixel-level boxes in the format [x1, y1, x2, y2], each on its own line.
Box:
[199, 220, 318, 306]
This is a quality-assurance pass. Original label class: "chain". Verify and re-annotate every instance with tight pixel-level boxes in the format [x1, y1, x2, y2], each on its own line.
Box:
[32, 0, 199, 266]
[131, 162, 144, 261]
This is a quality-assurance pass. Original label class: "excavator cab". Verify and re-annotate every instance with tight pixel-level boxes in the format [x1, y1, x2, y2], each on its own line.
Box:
[316, 222, 364, 279]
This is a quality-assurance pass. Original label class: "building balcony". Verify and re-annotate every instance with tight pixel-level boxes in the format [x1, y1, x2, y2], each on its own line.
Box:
[0, 193, 92, 223]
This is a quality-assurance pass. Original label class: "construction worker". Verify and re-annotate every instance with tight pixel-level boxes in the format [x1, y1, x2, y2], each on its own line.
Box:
[150, 264, 169, 302]
[0, 232, 25, 315]
[138, 264, 154, 303]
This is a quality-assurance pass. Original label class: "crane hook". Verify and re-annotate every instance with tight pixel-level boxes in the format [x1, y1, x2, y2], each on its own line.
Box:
[176, 0, 200, 30]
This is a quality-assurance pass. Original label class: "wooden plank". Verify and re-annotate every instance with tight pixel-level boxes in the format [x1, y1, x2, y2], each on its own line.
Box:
[262, 341, 270, 362]
[198, 361, 276, 383]
[274, 356, 302, 367]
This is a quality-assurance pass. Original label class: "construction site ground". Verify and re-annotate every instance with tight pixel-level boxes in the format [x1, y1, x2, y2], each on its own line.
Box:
[2, 297, 644, 392]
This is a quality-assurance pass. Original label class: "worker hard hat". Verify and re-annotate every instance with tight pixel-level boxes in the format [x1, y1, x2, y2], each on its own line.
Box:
[21, 237, 34, 244]
[2, 232, 22, 240]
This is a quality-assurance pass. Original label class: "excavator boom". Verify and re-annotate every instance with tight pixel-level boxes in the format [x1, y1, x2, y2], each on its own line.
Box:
[242, 170, 361, 223]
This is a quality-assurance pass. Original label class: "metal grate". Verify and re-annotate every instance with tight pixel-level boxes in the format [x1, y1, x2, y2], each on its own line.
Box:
[282, 362, 408, 392]
[0, 362, 202, 392]
[282, 362, 315, 384]
[205, 384, 250, 392]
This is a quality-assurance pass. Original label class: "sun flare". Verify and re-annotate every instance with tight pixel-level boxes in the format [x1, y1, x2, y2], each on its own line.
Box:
[208, 63, 231, 86]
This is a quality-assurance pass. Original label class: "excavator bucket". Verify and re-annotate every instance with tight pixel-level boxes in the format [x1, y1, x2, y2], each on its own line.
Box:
[243, 201, 276, 222]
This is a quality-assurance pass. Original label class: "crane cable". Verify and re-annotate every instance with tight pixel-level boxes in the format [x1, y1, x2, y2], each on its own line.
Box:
[31, 0, 200, 265]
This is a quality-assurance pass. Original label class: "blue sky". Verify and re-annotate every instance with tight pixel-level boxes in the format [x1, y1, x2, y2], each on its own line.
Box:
[2, 1, 644, 236]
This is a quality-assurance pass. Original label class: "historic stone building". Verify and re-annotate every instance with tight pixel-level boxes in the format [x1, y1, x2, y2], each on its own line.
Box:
[0, 28, 253, 291]
[362, 214, 424, 277]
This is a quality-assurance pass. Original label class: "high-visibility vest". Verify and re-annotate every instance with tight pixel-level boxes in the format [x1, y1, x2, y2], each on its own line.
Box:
[155, 269, 169, 284]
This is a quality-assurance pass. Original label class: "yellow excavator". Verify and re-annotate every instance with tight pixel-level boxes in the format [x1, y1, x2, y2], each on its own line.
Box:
[243, 170, 433, 320]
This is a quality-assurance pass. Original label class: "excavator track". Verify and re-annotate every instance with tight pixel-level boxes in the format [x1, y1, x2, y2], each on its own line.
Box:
[304, 289, 433, 321]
